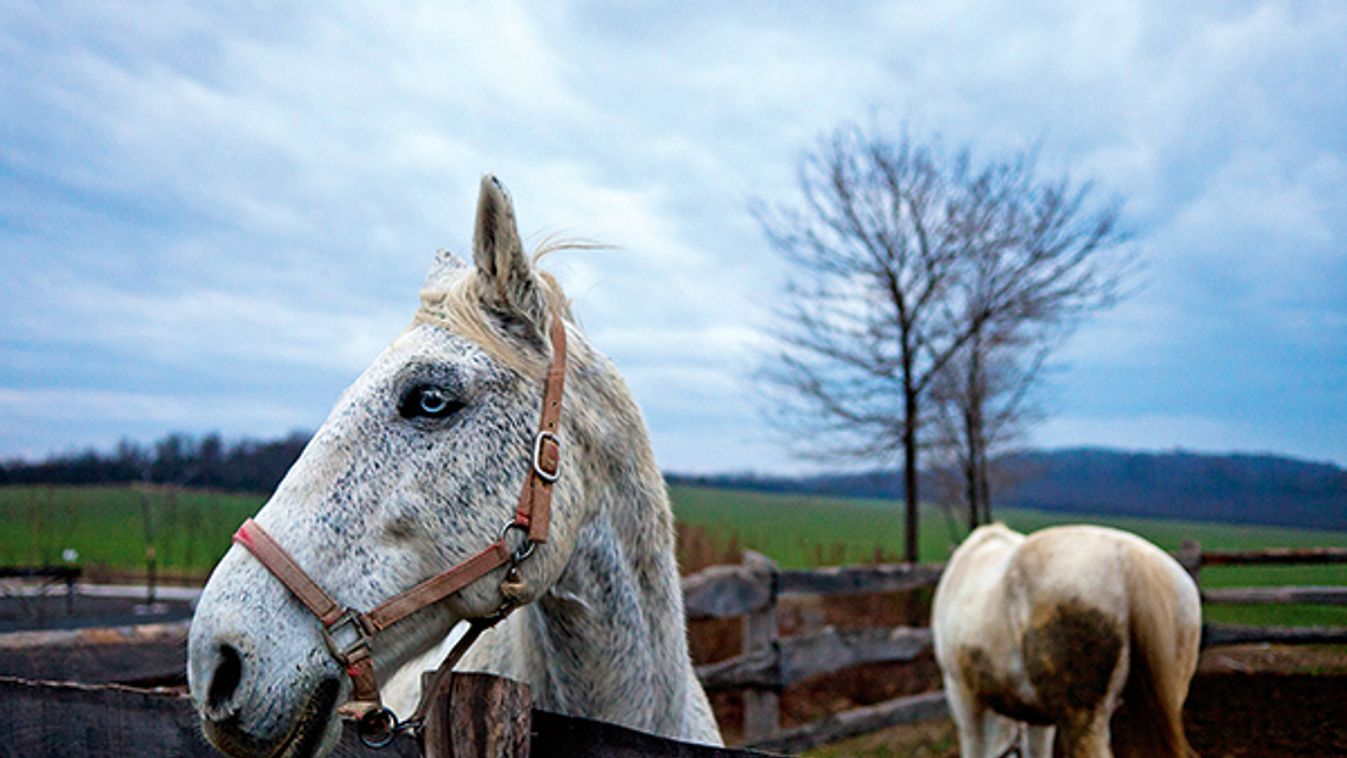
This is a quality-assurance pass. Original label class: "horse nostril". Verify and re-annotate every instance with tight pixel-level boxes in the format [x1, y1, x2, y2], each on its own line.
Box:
[208, 644, 243, 710]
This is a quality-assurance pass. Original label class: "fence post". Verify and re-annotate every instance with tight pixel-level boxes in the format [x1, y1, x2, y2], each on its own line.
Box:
[741, 550, 780, 743]
[422, 672, 532, 758]
[1178, 540, 1202, 583]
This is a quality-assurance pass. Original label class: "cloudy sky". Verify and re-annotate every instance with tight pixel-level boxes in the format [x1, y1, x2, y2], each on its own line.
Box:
[2, 1, 1345, 472]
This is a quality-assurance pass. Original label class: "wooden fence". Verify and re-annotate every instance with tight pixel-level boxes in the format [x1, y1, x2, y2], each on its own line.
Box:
[682, 543, 1347, 753]
[1176, 542, 1347, 647]
[1, 543, 1344, 755]
[683, 551, 944, 753]
[0, 673, 761, 757]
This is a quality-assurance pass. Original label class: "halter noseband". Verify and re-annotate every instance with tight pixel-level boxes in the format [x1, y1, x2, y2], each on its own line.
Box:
[231, 312, 567, 747]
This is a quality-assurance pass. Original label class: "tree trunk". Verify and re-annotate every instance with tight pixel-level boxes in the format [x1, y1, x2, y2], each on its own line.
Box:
[902, 385, 919, 564]
[977, 450, 992, 525]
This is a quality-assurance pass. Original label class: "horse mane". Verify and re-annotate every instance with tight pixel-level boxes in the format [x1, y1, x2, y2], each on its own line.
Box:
[413, 237, 597, 380]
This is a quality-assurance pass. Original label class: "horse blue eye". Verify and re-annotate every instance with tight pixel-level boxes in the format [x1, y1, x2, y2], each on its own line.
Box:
[400, 387, 460, 420]
[420, 390, 449, 414]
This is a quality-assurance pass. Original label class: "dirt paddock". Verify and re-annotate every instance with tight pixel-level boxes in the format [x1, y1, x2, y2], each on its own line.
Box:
[806, 645, 1347, 757]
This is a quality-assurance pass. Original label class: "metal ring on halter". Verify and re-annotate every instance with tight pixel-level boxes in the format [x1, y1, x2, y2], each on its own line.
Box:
[498, 520, 536, 563]
[356, 707, 409, 749]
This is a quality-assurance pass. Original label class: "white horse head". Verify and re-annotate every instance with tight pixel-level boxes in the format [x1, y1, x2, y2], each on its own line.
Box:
[188, 177, 721, 756]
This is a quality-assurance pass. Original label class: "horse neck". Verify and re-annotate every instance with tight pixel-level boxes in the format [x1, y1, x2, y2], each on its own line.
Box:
[523, 370, 693, 730]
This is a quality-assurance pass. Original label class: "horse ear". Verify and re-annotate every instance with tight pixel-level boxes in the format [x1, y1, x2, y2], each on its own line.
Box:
[472, 175, 546, 327]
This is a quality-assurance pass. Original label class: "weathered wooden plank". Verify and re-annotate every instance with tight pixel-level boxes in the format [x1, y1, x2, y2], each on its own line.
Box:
[746, 690, 949, 754]
[3, 676, 775, 757]
[778, 563, 944, 598]
[740, 551, 780, 743]
[0, 621, 188, 684]
[438, 673, 531, 758]
[697, 646, 779, 690]
[530, 709, 767, 757]
[0, 676, 419, 757]
[0, 676, 213, 757]
[1203, 586, 1347, 606]
[780, 626, 932, 686]
[682, 561, 944, 619]
[0, 566, 81, 581]
[682, 564, 773, 620]
[697, 625, 933, 690]
[1199, 547, 1347, 566]
[1203, 622, 1347, 648]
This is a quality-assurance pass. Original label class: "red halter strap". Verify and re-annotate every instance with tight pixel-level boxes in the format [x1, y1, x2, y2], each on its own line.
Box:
[231, 312, 566, 732]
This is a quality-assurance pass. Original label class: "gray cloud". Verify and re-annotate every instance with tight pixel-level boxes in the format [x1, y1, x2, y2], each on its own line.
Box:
[2, 1, 1344, 470]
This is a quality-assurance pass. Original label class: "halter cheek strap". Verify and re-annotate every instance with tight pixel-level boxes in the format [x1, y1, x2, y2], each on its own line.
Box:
[231, 312, 567, 745]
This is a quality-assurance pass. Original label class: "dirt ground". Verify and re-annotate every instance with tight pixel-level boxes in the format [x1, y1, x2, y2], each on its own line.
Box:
[792, 645, 1347, 757]
[0, 591, 193, 633]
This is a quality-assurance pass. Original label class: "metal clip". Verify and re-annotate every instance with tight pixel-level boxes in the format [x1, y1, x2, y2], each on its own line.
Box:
[498, 521, 536, 564]
[357, 707, 420, 749]
[531, 430, 562, 483]
[322, 608, 373, 665]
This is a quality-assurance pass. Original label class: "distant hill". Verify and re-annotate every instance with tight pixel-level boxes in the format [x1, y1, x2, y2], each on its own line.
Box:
[7, 434, 1345, 531]
[666, 448, 1347, 531]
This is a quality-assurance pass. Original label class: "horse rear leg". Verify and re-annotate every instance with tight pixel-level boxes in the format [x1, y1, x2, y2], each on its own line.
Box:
[944, 673, 997, 758]
[1025, 724, 1054, 758]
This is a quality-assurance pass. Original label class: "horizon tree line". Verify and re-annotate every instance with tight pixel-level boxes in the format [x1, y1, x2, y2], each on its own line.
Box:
[0, 431, 310, 493]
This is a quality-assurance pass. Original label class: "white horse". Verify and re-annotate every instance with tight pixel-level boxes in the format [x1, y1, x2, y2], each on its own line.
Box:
[187, 177, 722, 756]
[932, 524, 1201, 758]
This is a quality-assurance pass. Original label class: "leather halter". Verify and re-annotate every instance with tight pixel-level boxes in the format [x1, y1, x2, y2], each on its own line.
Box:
[231, 312, 566, 743]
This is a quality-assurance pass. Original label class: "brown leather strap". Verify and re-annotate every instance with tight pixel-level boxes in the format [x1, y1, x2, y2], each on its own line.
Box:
[514, 312, 566, 542]
[344, 648, 382, 707]
[365, 540, 512, 630]
[235, 519, 386, 708]
[406, 617, 499, 728]
[231, 307, 568, 722]
[234, 519, 344, 626]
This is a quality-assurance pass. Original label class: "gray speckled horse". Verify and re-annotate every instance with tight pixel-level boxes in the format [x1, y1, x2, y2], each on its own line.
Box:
[187, 177, 722, 757]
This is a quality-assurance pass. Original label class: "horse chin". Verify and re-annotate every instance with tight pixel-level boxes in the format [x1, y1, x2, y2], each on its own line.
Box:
[203, 677, 342, 758]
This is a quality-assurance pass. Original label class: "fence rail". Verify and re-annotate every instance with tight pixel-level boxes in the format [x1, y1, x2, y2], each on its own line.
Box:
[2, 541, 1342, 755]
[0, 674, 762, 758]
[1195, 546, 1347, 565]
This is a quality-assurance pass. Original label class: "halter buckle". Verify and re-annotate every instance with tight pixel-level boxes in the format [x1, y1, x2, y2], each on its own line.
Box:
[531, 431, 562, 483]
[322, 608, 374, 665]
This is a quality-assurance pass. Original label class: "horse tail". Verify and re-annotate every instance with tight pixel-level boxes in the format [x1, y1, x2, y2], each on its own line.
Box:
[1114, 551, 1201, 758]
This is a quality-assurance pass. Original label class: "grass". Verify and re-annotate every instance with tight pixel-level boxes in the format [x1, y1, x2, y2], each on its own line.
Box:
[0, 485, 263, 578]
[2, 483, 1344, 626]
[668, 485, 1347, 628]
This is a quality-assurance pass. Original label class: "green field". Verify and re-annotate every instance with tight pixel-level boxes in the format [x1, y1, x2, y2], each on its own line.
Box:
[670, 485, 1347, 627]
[2, 483, 1344, 626]
[0, 485, 262, 578]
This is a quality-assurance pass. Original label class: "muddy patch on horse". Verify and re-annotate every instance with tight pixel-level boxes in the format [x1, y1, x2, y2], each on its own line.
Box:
[1023, 600, 1123, 718]
[957, 646, 1052, 725]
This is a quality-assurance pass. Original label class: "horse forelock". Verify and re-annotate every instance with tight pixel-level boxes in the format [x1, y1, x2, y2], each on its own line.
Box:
[413, 259, 577, 381]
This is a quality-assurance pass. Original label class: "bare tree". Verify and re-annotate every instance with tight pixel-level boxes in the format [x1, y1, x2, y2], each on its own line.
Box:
[931, 151, 1131, 530]
[755, 126, 971, 562]
[754, 125, 1130, 560]
[929, 331, 1047, 530]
